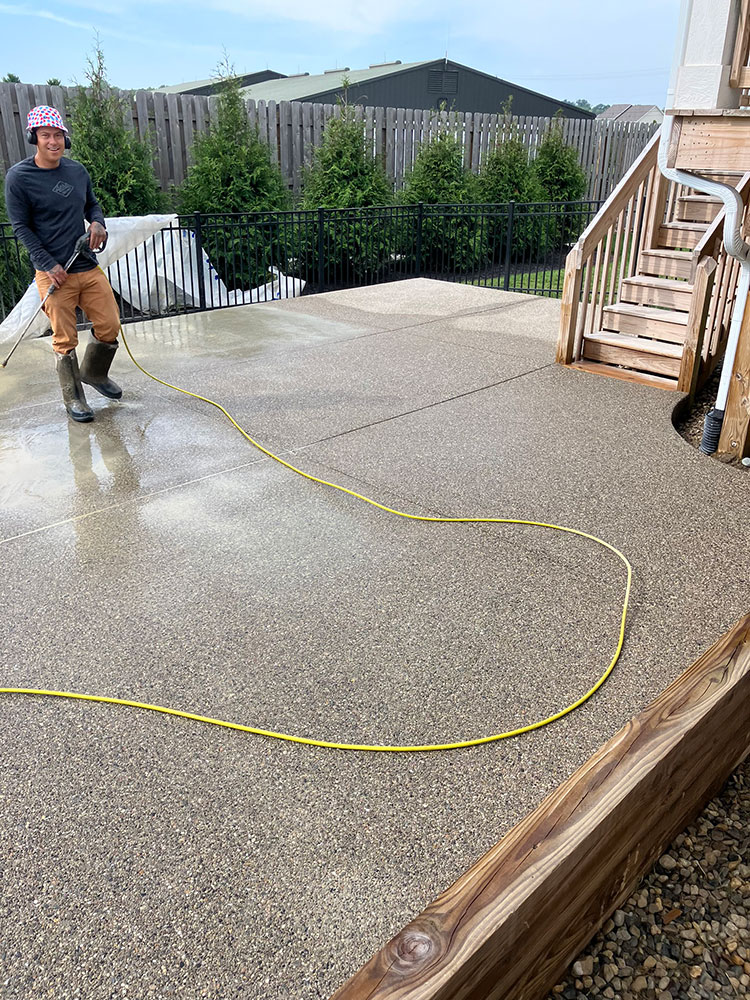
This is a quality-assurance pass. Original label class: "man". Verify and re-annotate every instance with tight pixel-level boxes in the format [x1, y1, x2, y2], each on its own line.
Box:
[4, 105, 122, 423]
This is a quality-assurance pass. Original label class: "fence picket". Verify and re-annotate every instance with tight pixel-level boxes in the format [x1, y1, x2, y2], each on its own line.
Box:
[0, 82, 655, 200]
[166, 93, 183, 187]
[151, 91, 171, 188]
[385, 107, 396, 180]
[182, 96, 196, 169]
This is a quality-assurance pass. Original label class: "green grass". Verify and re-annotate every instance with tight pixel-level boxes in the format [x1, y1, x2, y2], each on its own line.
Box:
[467, 267, 565, 294]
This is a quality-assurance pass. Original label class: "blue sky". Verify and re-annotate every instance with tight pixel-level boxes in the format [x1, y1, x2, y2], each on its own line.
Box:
[1, 0, 681, 107]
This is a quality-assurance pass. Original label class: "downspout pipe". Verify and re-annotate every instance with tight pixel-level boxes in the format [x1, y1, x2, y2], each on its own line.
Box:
[657, 118, 750, 453]
[657, 0, 750, 452]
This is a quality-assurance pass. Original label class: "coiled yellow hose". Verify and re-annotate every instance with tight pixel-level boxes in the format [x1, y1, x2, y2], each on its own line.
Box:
[1, 328, 632, 752]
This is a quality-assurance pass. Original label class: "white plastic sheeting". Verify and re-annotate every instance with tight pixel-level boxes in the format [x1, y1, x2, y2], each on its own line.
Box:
[0, 214, 305, 345]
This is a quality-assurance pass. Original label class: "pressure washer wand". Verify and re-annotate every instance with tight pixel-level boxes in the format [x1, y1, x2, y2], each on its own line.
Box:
[1, 233, 94, 369]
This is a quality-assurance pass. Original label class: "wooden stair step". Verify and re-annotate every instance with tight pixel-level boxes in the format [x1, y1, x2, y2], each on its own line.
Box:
[658, 221, 709, 249]
[676, 195, 722, 224]
[571, 359, 679, 390]
[582, 337, 682, 378]
[584, 330, 683, 359]
[621, 275, 693, 311]
[639, 249, 694, 280]
[703, 171, 744, 186]
[601, 303, 688, 343]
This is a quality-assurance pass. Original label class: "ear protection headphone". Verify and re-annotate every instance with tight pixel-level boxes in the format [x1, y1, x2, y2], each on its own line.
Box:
[27, 128, 72, 149]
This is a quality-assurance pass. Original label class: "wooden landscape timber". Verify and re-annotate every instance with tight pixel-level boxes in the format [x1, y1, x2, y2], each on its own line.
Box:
[331, 614, 750, 1000]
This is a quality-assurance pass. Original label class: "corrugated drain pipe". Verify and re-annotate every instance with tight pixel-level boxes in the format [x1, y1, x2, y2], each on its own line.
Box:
[657, 117, 750, 453]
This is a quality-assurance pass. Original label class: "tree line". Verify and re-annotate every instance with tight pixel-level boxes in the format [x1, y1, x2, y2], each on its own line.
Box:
[1, 49, 589, 300]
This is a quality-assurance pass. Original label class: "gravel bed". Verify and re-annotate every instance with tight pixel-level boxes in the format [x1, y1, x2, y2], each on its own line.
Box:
[673, 365, 748, 471]
[546, 759, 750, 1000]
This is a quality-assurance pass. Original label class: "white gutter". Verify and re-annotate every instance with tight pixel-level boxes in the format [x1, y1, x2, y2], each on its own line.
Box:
[658, 0, 750, 452]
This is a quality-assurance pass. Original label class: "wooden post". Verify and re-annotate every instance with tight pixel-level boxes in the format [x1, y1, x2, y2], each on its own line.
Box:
[677, 256, 717, 396]
[331, 615, 750, 1000]
[556, 246, 583, 364]
[717, 289, 750, 459]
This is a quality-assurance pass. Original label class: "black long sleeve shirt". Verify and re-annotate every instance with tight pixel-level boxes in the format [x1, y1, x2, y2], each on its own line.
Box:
[4, 156, 106, 273]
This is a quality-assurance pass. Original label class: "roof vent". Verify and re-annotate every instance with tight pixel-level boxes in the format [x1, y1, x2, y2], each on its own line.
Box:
[324, 67, 350, 74]
[369, 60, 402, 68]
[286, 72, 310, 78]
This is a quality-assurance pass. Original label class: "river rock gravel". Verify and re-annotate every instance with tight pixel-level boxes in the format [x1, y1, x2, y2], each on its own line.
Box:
[545, 759, 750, 1000]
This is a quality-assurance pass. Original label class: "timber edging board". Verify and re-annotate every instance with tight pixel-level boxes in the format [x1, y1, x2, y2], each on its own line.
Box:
[331, 613, 750, 1000]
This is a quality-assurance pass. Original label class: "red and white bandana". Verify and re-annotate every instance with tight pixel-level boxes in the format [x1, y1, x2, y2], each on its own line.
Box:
[27, 105, 69, 133]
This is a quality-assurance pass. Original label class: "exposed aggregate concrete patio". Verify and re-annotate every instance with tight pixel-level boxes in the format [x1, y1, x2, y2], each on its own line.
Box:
[1, 279, 748, 999]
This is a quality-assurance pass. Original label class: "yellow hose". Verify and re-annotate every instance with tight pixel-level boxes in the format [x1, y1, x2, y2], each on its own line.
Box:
[1, 328, 632, 752]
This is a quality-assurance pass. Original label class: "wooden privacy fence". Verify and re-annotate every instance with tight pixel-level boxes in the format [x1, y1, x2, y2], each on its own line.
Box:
[0, 81, 657, 201]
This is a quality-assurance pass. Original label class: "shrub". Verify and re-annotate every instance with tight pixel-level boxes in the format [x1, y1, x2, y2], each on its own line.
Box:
[400, 130, 487, 275]
[401, 129, 478, 205]
[177, 64, 289, 290]
[477, 131, 546, 258]
[68, 43, 162, 217]
[532, 118, 587, 203]
[294, 97, 393, 286]
[531, 117, 588, 247]
[478, 135, 544, 205]
[301, 105, 391, 209]
[0, 190, 32, 320]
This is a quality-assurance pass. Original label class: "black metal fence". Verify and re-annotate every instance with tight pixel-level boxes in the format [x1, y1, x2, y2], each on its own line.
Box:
[0, 200, 602, 326]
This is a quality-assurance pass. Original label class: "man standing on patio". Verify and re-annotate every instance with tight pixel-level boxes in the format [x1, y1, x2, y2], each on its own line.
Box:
[4, 105, 122, 423]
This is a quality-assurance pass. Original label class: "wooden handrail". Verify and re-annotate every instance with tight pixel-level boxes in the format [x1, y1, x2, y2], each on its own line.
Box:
[730, 0, 750, 89]
[576, 132, 660, 259]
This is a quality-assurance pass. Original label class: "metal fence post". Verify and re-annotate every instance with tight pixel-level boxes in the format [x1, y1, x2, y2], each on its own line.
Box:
[317, 207, 326, 292]
[503, 200, 515, 291]
[415, 202, 424, 277]
[193, 211, 207, 311]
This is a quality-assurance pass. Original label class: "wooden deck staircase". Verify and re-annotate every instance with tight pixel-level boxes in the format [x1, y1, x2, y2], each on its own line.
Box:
[557, 133, 750, 394]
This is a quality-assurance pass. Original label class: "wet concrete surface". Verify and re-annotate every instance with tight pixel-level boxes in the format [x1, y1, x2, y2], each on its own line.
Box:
[1, 278, 749, 999]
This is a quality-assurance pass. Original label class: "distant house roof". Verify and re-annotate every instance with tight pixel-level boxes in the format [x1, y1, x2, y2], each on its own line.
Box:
[160, 60, 593, 118]
[157, 70, 286, 97]
[237, 61, 433, 102]
[237, 61, 590, 117]
[597, 104, 663, 123]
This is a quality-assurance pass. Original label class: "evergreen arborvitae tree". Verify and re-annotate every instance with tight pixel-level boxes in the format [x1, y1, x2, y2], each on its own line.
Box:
[177, 63, 289, 290]
[400, 131, 477, 205]
[301, 103, 391, 209]
[532, 118, 587, 203]
[294, 97, 392, 287]
[477, 135, 544, 205]
[178, 69, 288, 216]
[531, 117, 588, 248]
[68, 43, 161, 217]
[477, 130, 546, 259]
[400, 129, 486, 275]
[0, 187, 31, 317]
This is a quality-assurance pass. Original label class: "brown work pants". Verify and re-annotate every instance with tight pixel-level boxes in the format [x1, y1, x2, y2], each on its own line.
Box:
[35, 267, 120, 355]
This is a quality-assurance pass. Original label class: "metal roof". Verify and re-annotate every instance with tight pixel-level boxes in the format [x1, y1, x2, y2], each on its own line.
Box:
[238, 61, 433, 102]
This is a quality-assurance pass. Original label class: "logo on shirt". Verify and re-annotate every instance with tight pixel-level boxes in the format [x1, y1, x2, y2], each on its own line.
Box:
[53, 181, 74, 198]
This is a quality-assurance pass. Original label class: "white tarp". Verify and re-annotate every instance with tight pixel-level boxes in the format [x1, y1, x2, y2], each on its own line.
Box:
[0, 214, 305, 345]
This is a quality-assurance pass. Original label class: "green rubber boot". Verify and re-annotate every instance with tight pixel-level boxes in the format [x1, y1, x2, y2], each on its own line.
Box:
[79, 339, 122, 399]
[56, 351, 94, 423]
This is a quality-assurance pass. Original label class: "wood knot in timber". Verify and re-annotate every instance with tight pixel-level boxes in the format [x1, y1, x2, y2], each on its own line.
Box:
[391, 928, 436, 969]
